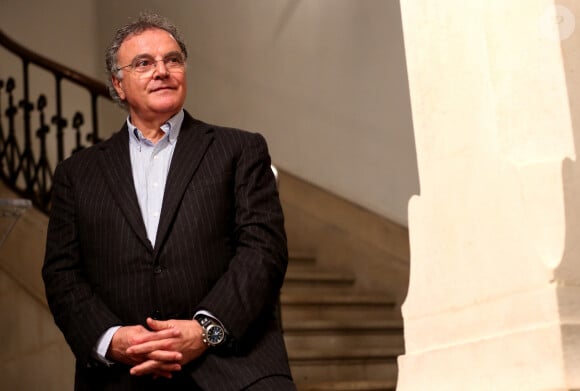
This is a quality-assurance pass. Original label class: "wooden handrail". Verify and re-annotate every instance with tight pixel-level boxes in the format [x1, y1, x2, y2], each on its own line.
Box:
[0, 30, 110, 99]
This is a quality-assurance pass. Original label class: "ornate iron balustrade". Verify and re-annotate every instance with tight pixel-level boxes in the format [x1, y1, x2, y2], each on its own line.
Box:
[0, 30, 114, 214]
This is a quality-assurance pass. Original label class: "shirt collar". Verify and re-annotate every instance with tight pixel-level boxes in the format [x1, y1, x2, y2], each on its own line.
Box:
[127, 109, 184, 145]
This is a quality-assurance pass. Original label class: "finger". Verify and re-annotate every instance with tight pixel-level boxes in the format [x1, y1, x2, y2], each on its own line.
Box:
[130, 327, 181, 346]
[130, 359, 180, 376]
[147, 350, 183, 362]
[147, 317, 175, 331]
[130, 359, 182, 377]
[127, 337, 179, 354]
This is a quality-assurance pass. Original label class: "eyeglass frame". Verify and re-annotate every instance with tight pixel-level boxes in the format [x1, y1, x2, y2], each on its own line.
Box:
[115, 51, 187, 74]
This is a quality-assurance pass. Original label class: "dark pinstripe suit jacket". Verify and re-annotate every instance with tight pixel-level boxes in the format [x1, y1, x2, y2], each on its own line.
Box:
[42, 111, 292, 390]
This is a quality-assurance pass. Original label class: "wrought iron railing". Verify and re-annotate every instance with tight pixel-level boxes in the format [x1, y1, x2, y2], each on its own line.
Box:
[0, 30, 114, 214]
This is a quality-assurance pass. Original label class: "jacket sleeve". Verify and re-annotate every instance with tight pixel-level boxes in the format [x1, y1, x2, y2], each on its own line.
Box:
[196, 132, 288, 342]
[42, 160, 122, 367]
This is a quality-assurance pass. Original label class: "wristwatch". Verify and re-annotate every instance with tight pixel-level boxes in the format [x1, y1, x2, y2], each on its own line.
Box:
[195, 315, 227, 347]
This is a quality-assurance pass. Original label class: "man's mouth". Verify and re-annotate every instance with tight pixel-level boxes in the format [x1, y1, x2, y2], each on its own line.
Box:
[150, 86, 173, 93]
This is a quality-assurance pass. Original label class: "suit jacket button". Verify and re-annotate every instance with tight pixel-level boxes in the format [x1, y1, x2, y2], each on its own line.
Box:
[154, 266, 162, 274]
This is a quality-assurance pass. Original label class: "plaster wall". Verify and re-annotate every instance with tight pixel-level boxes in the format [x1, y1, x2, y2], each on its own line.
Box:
[399, 1, 580, 389]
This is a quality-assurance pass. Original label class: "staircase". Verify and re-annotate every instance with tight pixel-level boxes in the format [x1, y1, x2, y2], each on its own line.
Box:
[282, 253, 404, 391]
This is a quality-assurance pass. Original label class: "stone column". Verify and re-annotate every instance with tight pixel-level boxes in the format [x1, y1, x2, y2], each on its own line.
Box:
[398, 1, 580, 389]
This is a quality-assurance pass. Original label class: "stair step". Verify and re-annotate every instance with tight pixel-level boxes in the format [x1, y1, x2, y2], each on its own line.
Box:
[289, 346, 401, 361]
[285, 268, 355, 283]
[282, 266, 355, 295]
[285, 320, 405, 350]
[290, 354, 399, 384]
[283, 319, 404, 351]
[281, 293, 396, 306]
[289, 252, 317, 265]
[296, 380, 397, 391]
[281, 293, 399, 322]
[284, 319, 403, 332]
[284, 268, 356, 290]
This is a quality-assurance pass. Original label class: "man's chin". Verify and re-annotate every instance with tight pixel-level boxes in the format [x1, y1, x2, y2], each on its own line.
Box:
[149, 100, 183, 114]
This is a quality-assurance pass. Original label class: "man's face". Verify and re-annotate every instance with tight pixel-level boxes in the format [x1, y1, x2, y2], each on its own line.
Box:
[112, 28, 187, 122]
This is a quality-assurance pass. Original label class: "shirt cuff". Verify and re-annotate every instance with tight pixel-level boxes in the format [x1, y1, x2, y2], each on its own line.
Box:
[93, 326, 121, 365]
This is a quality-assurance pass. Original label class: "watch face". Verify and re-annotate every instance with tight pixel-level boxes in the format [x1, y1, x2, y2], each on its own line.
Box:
[206, 324, 225, 345]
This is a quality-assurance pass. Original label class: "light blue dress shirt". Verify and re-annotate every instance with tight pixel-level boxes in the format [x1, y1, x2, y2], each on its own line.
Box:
[128, 110, 184, 247]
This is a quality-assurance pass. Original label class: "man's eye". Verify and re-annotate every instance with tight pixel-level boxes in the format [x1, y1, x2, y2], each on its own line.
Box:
[166, 55, 182, 64]
[135, 59, 152, 68]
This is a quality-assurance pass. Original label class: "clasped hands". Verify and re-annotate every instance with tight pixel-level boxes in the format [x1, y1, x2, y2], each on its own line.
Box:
[107, 317, 208, 379]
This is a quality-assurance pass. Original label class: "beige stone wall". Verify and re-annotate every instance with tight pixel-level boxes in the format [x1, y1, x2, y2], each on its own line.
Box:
[399, 1, 580, 389]
[0, 271, 74, 391]
[0, 186, 74, 390]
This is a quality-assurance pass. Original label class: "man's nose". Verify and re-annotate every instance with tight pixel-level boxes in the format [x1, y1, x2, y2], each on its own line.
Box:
[153, 60, 169, 78]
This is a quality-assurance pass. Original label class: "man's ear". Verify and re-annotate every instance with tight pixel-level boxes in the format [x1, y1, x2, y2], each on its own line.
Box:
[112, 76, 126, 100]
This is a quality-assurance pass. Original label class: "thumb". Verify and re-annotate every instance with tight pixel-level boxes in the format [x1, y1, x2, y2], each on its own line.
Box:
[146, 317, 174, 331]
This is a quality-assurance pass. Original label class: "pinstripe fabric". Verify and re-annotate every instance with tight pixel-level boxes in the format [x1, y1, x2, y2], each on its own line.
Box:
[42, 111, 294, 390]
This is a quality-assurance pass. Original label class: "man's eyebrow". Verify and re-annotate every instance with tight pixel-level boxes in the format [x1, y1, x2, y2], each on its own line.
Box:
[131, 51, 182, 60]
[127, 53, 154, 63]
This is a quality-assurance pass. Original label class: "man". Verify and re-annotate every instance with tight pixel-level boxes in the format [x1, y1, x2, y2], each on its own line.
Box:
[42, 13, 296, 390]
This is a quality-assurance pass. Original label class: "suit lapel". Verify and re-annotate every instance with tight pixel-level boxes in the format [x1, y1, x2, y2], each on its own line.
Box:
[98, 127, 152, 251]
[154, 112, 214, 252]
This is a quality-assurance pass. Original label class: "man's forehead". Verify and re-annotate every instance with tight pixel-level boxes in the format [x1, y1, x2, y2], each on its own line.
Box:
[120, 28, 179, 53]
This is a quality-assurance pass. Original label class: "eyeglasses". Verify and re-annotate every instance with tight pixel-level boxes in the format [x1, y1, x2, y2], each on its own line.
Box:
[116, 52, 186, 74]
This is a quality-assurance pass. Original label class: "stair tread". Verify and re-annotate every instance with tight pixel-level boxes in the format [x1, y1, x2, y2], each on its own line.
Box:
[289, 346, 402, 361]
[289, 252, 317, 262]
[296, 380, 397, 391]
[284, 318, 403, 331]
[285, 269, 355, 283]
[281, 292, 396, 305]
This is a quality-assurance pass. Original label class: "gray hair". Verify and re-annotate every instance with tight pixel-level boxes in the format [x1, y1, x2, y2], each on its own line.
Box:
[105, 12, 188, 108]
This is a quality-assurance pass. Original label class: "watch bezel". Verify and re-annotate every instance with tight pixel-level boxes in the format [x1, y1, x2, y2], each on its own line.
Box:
[205, 323, 225, 346]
